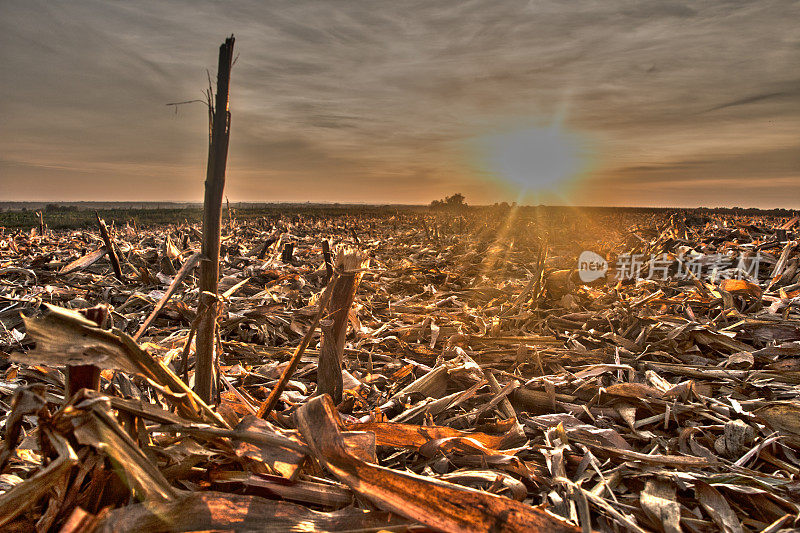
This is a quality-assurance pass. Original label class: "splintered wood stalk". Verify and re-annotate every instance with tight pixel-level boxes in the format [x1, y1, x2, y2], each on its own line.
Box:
[36, 211, 45, 237]
[317, 248, 369, 403]
[321, 239, 333, 283]
[281, 242, 294, 263]
[96, 213, 124, 282]
[196, 35, 235, 403]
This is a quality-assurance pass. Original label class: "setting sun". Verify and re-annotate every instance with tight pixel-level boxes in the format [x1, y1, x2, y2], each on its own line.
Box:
[471, 123, 593, 197]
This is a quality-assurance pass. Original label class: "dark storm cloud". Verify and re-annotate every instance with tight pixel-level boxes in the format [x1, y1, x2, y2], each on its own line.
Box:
[1, 0, 798, 206]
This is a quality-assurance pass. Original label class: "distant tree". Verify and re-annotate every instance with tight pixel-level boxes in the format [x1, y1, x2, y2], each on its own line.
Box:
[445, 193, 465, 207]
[430, 193, 467, 209]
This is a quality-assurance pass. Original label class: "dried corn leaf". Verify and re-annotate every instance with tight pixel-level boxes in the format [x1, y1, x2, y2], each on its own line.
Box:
[296, 395, 578, 533]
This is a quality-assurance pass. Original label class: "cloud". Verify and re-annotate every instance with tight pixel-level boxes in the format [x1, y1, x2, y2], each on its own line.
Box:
[1, 0, 798, 206]
[703, 87, 800, 113]
[575, 145, 800, 208]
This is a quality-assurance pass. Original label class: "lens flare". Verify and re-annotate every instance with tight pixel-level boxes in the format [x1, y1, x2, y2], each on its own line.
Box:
[470, 122, 593, 197]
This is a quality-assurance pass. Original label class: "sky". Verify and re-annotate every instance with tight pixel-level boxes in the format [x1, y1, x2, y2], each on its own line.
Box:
[1, 0, 799, 208]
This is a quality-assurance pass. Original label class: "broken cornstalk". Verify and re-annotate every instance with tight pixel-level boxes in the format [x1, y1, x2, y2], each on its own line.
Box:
[256, 282, 335, 419]
[281, 242, 294, 263]
[65, 305, 110, 399]
[195, 35, 235, 403]
[322, 239, 333, 284]
[36, 210, 45, 237]
[317, 248, 368, 403]
[96, 213, 124, 282]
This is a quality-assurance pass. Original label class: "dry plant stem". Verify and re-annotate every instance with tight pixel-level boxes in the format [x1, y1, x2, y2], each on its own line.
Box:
[134, 251, 202, 341]
[181, 319, 199, 383]
[195, 291, 221, 400]
[282, 242, 294, 263]
[257, 236, 277, 259]
[317, 260, 364, 403]
[196, 36, 235, 403]
[256, 281, 335, 419]
[95, 213, 124, 282]
[21, 304, 230, 428]
[318, 319, 340, 401]
[322, 239, 333, 283]
[66, 305, 109, 399]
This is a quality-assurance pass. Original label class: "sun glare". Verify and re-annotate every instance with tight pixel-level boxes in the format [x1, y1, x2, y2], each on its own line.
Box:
[472, 123, 592, 196]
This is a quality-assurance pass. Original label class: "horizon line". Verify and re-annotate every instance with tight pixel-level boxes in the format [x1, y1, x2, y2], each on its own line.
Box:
[1, 200, 797, 212]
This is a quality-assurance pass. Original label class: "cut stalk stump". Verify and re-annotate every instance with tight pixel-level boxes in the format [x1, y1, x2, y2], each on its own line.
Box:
[316, 248, 369, 404]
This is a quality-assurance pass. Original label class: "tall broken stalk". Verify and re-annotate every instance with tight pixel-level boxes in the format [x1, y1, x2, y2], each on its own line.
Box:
[195, 35, 235, 403]
[317, 248, 369, 403]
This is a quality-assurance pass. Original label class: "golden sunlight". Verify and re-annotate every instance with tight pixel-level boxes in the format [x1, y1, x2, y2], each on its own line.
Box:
[471, 122, 592, 196]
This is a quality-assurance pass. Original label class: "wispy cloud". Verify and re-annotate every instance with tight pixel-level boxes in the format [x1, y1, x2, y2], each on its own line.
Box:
[1, 0, 798, 206]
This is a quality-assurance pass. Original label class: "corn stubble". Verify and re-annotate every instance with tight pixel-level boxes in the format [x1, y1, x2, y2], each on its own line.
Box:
[1, 206, 799, 531]
[2, 33, 800, 528]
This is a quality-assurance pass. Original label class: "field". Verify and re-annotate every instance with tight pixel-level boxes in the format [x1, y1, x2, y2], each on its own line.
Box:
[0, 205, 799, 531]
